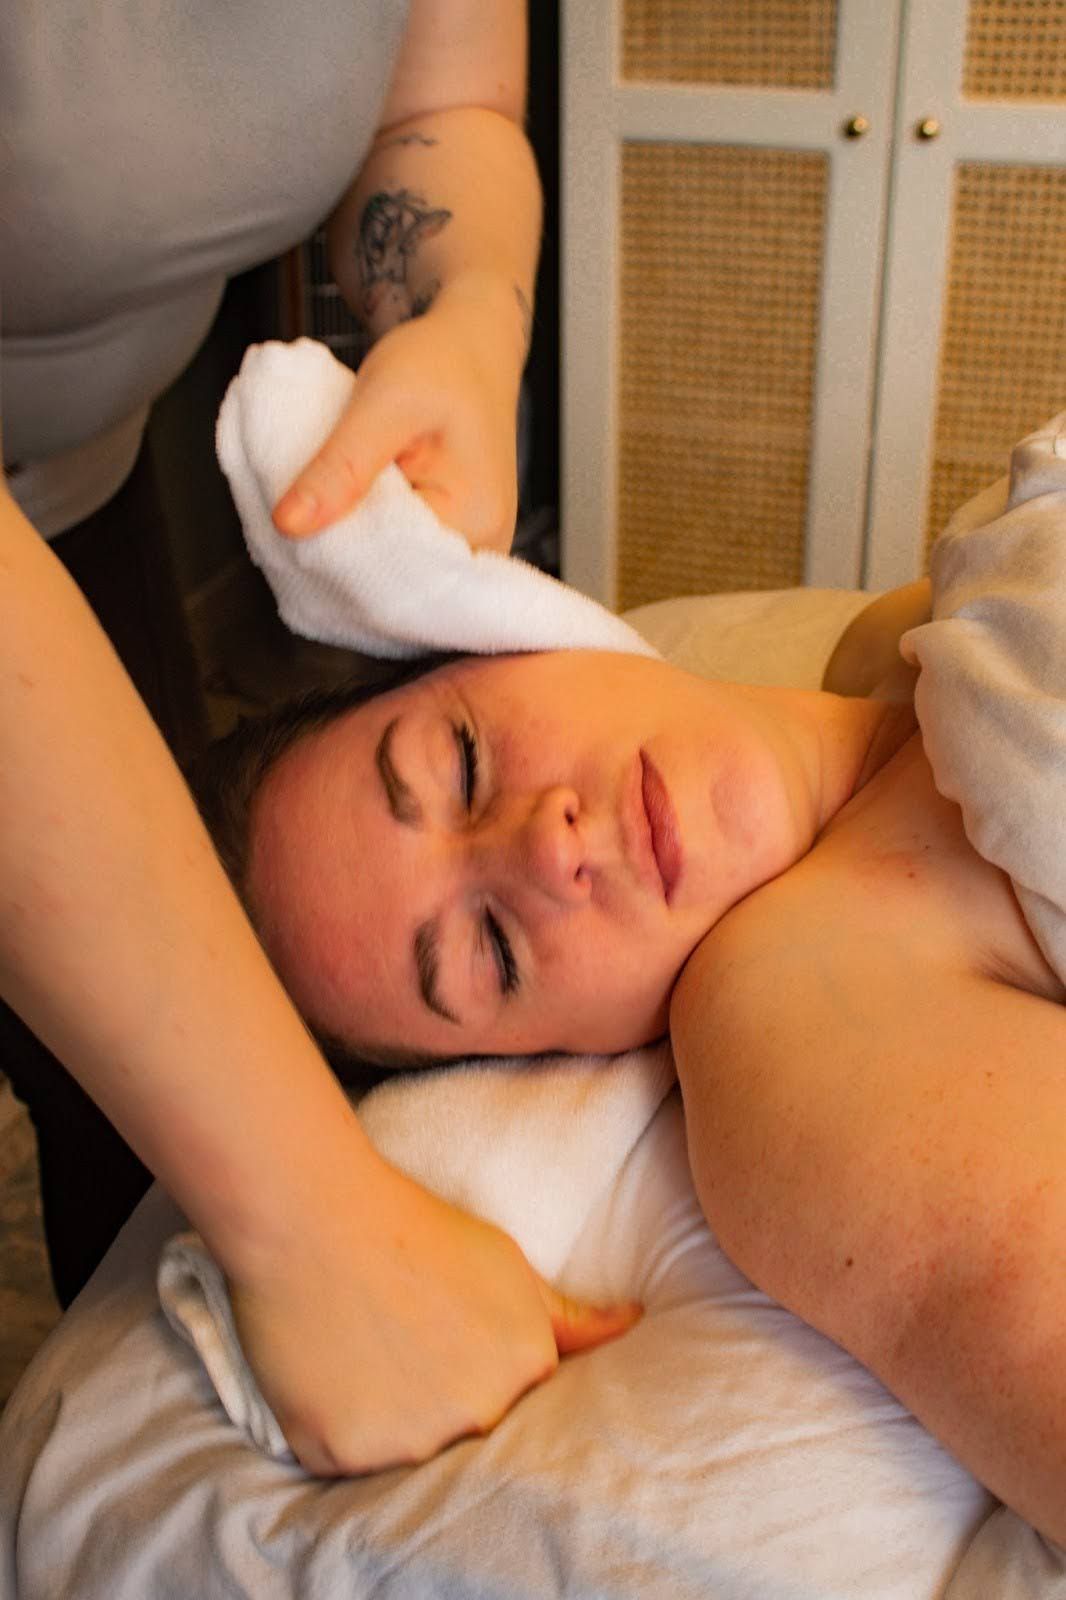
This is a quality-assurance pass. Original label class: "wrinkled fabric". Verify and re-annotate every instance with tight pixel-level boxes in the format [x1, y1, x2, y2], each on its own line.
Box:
[903, 413, 1066, 987]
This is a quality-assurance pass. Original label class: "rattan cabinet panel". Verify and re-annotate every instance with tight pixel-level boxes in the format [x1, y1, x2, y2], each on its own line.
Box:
[621, 0, 838, 90]
[617, 143, 825, 606]
[563, 0, 1066, 605]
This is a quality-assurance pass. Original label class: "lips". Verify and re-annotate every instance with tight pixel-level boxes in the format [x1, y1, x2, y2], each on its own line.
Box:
[640, 752, 682, 903]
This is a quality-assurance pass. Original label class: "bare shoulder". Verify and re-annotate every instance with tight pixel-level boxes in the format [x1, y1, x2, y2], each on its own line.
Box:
[669, 834, 942, 1094]
[670, 741, 1066, 1252]
[670, 855, 1066, 1539]
[671, 850, 1064, 1080]
[671, 746, 1064, 1082]
[669, 825, 1066, 1358]
[669, 758, 1056, 1286]
[669, 727, 1066, 1540]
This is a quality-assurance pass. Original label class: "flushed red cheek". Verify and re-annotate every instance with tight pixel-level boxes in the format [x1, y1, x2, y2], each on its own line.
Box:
[707, 759, 757, 845]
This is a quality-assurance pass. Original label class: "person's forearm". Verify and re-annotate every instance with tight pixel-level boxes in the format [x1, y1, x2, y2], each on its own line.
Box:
[328, 104, 541, 396]
[0, 488, 382, 1277]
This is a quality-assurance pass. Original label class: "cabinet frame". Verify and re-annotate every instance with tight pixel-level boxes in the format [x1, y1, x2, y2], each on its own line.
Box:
[561, 0, 1066, 604]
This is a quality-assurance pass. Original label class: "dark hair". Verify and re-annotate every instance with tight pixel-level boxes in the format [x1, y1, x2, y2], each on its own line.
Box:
[189, 651, 464, 1091]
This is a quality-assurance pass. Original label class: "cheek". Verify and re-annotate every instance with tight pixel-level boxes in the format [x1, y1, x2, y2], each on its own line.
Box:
[492, 711, 569, 788]
[552, 918, 679, 1036]
[709, 765, 762, 857]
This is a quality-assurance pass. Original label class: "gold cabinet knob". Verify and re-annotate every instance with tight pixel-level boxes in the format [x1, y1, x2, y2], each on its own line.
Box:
[916, 117, 941, 140]
[843, 114, 870, 139]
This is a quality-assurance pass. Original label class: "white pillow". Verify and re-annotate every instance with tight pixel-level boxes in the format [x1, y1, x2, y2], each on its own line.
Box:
[625, 586, 871, 687]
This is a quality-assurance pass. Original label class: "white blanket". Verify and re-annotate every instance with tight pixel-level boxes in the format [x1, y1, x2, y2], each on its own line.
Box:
[902, 411, 1066, 986]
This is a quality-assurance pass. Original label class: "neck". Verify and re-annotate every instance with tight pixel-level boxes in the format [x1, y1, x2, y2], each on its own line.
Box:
[734, 684, 915, 858]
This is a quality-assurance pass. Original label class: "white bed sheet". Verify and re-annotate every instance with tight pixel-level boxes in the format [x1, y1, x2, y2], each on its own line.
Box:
[3, 588, 1063, 1599]
[3, 1093, 1057, 1600]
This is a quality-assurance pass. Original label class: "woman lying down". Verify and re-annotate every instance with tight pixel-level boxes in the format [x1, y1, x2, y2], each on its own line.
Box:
[194, 423, 1066, 1545]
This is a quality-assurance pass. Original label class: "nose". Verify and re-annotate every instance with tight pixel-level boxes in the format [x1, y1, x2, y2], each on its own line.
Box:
[486, 785, 591, 907]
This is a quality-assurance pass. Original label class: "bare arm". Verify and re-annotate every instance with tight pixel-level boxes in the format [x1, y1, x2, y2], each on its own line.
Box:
[0, 484, 354, 1264]
[670, 865, 1066, 1542]
[328, 0, 537, 354]
[274, 0, 541, 549]
[0, 480, 633, 1470]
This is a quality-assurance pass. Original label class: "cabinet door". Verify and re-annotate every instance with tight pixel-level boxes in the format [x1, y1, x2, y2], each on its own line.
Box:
[862, 0, 1066, 587]
[561, 0, 901, 608]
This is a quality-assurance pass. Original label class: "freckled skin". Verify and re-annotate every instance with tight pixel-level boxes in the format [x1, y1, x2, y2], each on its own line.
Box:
[671, 732, 1066, 1541]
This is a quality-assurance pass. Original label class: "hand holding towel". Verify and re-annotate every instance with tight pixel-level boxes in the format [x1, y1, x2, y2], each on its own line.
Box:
[216, 338, 655, 660]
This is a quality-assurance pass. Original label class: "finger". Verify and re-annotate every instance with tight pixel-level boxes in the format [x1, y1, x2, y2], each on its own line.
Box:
[538, 1282, 643, 1357]
[405, 462, 517, 554]
[272, 391, 417, 539]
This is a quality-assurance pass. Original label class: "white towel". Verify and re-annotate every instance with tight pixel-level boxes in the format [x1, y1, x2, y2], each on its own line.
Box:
[902, 411, 1066, 987]
[215, 337, 656, 661]
[158, 1045, 676, 1460]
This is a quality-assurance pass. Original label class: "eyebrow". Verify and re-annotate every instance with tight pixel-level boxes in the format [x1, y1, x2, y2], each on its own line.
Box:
[375, 717, 422, 826]
[414, 919, 461, 1026]
[374, 717, 463, 1026]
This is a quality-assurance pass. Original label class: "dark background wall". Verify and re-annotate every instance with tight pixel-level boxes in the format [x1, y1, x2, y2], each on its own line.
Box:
[523, 0, 560, 532]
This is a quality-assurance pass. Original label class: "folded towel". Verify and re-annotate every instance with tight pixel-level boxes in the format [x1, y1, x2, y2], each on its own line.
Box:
[216, 338, 656, 661]
[902, 411, 1066, 987]
[159, 1045, 676, 1460]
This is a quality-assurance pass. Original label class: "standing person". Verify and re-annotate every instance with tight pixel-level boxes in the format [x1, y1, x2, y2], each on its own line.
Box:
[1, 1, 636, 1470]
[2, 0, 537, 1302]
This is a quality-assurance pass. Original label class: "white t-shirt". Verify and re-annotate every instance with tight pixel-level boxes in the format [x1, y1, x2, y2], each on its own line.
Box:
[1, 0, 409, 536]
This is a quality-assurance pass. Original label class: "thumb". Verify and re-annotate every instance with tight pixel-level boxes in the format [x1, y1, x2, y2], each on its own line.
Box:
[271, 390, 411, 539]
[538, 1281, 643, 1358]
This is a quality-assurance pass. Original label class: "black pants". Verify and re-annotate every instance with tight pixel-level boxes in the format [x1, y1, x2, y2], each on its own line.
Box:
[2, 442, 209, 1308]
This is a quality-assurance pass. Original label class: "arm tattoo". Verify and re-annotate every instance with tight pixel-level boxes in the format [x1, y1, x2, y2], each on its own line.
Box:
[354, 188, 452, 328]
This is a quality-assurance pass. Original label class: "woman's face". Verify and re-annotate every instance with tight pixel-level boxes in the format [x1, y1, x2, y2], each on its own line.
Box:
[247, 652, 799, 1059]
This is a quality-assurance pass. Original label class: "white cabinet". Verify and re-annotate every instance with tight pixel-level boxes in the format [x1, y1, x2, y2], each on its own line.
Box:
[561, 0, 1066, 608]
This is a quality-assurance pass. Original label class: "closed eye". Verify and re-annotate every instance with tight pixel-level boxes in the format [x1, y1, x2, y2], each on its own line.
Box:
[486, 908, 520, 996]
[452, 718, 519, 997]
[454, 720, 479, 809]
